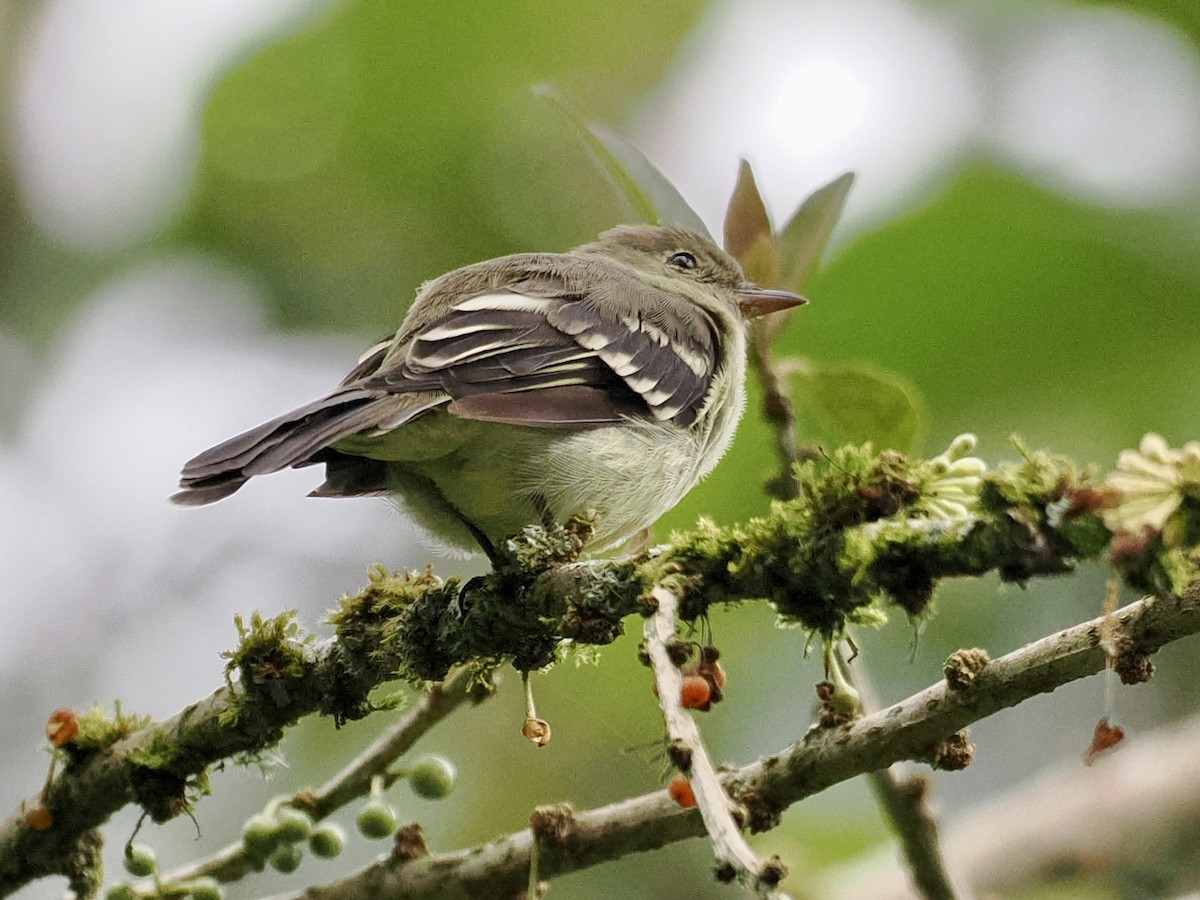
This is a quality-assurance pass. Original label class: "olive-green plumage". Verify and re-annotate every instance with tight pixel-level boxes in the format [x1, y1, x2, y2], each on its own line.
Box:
[173, 225, 805, 559]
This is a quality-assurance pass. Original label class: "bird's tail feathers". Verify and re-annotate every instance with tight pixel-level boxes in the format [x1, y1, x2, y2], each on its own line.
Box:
[171, 389, 413, 506]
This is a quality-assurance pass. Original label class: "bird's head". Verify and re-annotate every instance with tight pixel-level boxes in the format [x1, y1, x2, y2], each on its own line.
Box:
[579, 224, 806, 321]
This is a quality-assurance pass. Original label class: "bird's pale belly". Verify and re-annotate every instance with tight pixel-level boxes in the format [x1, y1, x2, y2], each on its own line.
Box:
[368, 415, 703, 553]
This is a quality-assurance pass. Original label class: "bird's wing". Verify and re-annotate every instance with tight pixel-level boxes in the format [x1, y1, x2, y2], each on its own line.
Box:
[381, 268, 720, 429]
[172, 258, 721, 505]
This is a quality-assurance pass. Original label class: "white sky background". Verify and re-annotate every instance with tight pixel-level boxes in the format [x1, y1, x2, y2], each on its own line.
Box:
[7, 0, 332, 250]
[3, 0, 1200, 895]
[0, 255, 415, 849]
[632, 0, 1200, 232]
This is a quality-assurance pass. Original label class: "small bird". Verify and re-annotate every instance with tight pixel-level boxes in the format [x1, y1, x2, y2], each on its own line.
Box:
[173, 225, 805, 560]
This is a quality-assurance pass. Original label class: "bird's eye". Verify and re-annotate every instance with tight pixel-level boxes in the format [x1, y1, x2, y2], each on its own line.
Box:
[668, 251, 697, 271]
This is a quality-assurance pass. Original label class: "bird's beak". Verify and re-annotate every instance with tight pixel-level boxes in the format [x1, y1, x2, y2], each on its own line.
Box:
[737, 286, 808, 319]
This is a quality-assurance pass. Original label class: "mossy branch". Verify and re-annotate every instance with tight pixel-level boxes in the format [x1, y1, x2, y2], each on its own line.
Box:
[350, 437, 1168, 683]
[1, 436, 1196, 896]
[0, 604, 490, 896]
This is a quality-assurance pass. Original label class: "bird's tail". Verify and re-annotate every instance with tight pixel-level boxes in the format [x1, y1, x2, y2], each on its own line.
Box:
[171, 388, 402, 506]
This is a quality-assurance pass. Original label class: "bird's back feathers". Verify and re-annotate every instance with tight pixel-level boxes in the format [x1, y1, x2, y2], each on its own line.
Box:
[172, 237, 729, 510]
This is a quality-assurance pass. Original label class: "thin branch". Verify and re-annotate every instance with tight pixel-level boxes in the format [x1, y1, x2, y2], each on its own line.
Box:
[310, 670, 490, 817]
[644, 585, 789, 898]
[867, 773, 961, 900]
[847, 648, 964, 900]
[746, 223, 958, 898]
[264, 586, 1200, 900]
[748, 324, 804, 500]
[149, 668, 487, 889]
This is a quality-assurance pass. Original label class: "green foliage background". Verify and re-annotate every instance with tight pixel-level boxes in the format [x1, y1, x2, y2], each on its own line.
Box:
[2, 1, 1199, 897]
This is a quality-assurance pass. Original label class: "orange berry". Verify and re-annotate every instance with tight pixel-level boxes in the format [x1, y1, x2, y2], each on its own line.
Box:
[46, 708, 80, 748]
[679, 675, 712, 710]
[668, 777, 696, 808]
[25, 806, 53, 830]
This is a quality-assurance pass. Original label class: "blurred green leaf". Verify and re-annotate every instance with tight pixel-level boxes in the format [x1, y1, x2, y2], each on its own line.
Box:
[1083, 0, 1200, 51]
[534, 84, 659, 226]
[534, 85, 710, 237]
[789, 362, 923, 452]
[797, 164, 1200, 458]
[179, 0, 707, 332]
[778, 171, 855, 291]
[590, 125, 712, 238]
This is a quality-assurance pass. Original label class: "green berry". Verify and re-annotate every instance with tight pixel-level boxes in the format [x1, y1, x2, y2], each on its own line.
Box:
[274, 807, 313, 843]
[408, 754, 457, 800]
[123, 843, 156, 877]
[356, 799, 398, 839]
[308, 822, 346, 858]
[106, 887, 137, 900]
[241, 812, 280, 862]
[187, 876, 224, 900]
[268, 841, 304, 874]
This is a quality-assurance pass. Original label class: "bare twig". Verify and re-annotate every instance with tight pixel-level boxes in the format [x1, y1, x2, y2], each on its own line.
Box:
[867, 773, 961, 900]
[149, 668, 487, 889]
[644, 585, 789, 898]
[741, 188, 960, 894]
[846, 648, 964, 900]
[749, 325, 804, 500]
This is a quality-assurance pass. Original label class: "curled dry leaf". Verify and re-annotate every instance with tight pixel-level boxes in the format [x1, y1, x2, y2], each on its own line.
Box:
[1082, 717, 1125, 766]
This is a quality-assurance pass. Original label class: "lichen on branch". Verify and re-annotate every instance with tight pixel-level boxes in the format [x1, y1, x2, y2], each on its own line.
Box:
[325, 436, 1174, 675]
[4, 434, 1198, 898]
